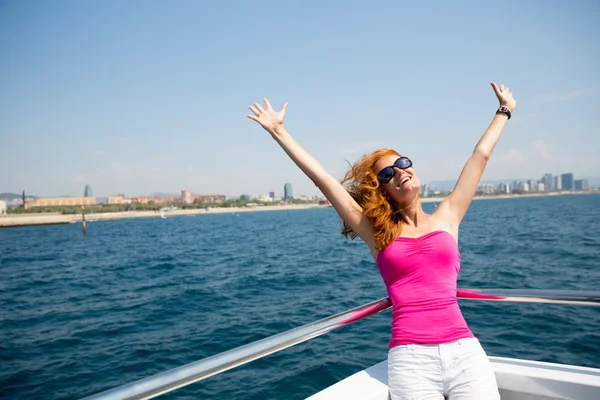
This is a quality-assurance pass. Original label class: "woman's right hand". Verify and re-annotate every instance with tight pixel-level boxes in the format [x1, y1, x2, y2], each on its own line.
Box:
[247, 98, 288, 135]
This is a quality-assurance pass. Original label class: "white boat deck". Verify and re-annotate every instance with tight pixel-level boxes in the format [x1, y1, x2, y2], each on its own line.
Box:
[307, 357, 600, 400]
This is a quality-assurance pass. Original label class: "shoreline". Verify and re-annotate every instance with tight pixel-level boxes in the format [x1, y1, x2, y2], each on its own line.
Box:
[1, 191, 597, 228]
[420, 190, 597, 203]
[0, 203, 329, 228]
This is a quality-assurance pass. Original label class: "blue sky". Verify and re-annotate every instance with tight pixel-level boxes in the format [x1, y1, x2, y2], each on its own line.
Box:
[1, 0, 598, 198]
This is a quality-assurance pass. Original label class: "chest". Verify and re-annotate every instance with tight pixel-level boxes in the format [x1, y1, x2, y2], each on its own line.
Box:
[376, 231, 461, 285]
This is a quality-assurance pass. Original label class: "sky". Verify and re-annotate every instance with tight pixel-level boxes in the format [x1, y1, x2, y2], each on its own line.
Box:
[1, 0, 599, 198]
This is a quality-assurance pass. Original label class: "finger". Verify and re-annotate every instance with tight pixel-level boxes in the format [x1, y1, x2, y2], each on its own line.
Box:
[281, 102, 288, 113]
[263, 98, 272, 110]
[247, 114, 259, 122]
[506, 87, 510, 93]
[249, 105, 260, 116]
[254, 102, 265, 113]
[500, 84, 505, 92]
[490, 82, 500, 95]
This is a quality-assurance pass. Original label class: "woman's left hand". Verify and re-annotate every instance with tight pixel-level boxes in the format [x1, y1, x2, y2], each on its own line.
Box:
[491, 82, 516, 111]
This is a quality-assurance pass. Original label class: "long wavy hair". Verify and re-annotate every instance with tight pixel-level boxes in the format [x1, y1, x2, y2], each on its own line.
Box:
[340, 148, 405, 251]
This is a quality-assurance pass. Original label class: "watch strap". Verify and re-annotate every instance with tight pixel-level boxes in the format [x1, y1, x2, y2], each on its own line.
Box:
[496, 106, 512, 119]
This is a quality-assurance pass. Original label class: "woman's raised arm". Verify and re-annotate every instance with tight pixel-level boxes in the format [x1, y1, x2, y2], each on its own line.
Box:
[436, 82, 516, 226]
[247, 98, 375, 248]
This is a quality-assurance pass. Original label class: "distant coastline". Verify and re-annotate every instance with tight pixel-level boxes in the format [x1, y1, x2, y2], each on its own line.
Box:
[420, 190, 597, 203]
[0, 191, 597, 228]
[0, 203, 329, 228]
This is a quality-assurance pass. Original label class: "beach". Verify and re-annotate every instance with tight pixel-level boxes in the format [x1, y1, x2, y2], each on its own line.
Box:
[0, 203, 329, 227]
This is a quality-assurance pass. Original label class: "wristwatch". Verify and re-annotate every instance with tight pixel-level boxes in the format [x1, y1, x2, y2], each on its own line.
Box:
[496, 106, 512, 119]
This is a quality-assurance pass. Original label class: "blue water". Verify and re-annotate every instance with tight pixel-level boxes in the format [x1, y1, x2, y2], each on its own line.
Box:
[1, 194, 599, 399]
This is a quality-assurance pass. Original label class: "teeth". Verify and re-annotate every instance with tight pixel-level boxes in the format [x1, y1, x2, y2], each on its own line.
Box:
[401, 177, 410, 186]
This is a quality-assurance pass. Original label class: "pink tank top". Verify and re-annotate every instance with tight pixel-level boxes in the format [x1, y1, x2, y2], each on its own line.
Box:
[376, 230, 474, 348]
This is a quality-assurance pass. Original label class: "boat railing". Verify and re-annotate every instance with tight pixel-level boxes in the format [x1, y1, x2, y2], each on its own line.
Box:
[82, 289, 600, 400]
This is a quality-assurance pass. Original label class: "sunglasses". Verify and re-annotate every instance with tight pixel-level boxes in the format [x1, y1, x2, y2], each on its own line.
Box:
[377, 157, 413, 184]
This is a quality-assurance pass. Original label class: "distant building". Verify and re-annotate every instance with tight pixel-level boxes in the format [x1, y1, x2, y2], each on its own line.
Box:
[553, 175, 562, 190]
[574, 179, 589, 191]
[129, 196, 151, 204]
[240, 194, 251, 201]
[542, 174, 553, 191]
[498, 183, 510, 194]
[84, 184, 93, 198]
[527, 179, 535, 191]
[25, 197, 96, 209]
[284, 182, 293, 200]
[420, 184, 429, 197]
[482, 184, 494, 194]
[181, 189, 192, 204]
[513, 181, 527, 192]
[108, 194, 132, 205]
[194, 194, 226, 203]
[269, 191, 276, 200]
[0, 200, 6, 214]
[154, 195, 182, 204]
[561, 173, 574, 190]
[537, 182, 545, 192]
[256, 194, 272, 202]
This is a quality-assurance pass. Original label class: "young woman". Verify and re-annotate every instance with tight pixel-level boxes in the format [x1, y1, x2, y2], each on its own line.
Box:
[247, 82, 515, 399]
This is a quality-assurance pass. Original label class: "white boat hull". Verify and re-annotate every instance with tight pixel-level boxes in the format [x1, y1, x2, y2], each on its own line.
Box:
[307, 357, 600, 400]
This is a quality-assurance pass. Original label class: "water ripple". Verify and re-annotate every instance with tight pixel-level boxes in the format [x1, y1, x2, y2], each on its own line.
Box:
[1, 194, 599, 400]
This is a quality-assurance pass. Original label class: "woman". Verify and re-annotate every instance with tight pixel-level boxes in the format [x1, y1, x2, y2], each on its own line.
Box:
[247, 82, 515, 399]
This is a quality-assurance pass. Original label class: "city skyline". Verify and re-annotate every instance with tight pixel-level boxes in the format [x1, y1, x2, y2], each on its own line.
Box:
[1, 2, 598, 197]
[3, 170, 597, 201]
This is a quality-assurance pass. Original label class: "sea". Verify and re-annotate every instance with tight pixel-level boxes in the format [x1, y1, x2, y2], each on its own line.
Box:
[1, 193, 599, 400]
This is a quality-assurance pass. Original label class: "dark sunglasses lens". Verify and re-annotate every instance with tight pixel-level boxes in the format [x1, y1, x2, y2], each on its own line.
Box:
[395, 157, 412, 169]
[378, 167, 395, 183]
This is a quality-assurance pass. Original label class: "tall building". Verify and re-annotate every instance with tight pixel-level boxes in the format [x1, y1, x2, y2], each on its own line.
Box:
[420, 184, 429, 197]
[181, 189, 192, 204]
[269, 191, 276, 200]
[497, 183, 510, 194]
[240, 194, 251, 201]
[561, 173, 574, 190]
[284, 182, 293, 200]
[574, 179, 589, 191]
[553, 175, 562, 190]
[542, 174, 553, 191]
[84, 184, 93, 197]
[527, 179, 535, 191]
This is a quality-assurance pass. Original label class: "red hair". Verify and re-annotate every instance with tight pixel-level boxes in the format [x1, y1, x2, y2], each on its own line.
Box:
[340, 148, 404, 251]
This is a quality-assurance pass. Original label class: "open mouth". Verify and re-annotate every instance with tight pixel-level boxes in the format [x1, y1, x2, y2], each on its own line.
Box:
[400, 176, 411, 187]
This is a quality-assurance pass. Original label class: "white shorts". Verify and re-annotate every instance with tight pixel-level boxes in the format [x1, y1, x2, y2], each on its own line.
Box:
[387, 338, 500, 400]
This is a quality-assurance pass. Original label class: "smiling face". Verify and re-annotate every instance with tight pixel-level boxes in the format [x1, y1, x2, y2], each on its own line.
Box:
[373, 154, 421, 207]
